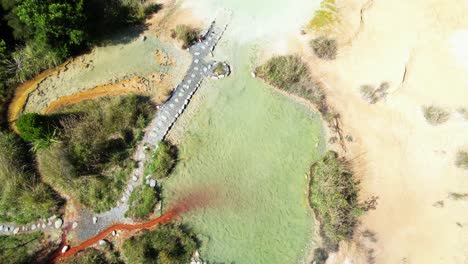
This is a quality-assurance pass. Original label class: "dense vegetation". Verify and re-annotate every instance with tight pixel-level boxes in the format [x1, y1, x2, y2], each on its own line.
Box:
[122, 224, 198, 263]
[0, 0, 160, 127]
[66, 248, 122, 264]
[144, 141, 177, 179]
[171, 24, 200, 49]
[0, 232, 44, 264]
[36, 95, 154, 212]
[0, 132, 60, 224]
[309, 151, 373, 249]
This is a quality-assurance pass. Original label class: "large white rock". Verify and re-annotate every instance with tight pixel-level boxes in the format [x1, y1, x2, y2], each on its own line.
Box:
[92, 216, 98, 224]
[112, 230, 117, 236]
[149, 179, 156, 188]
[54, 218, 63, 229]
[98, 240, 107, 246]
[61, 246, 69, 253]
[0, 225, 3, 231]
[13, 227, 19, 234]
[72, 222, 78, 229]
[31, 224, 37, 230]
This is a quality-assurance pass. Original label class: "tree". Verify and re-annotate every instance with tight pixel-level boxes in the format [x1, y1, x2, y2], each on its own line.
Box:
[15, 0, 87, 57]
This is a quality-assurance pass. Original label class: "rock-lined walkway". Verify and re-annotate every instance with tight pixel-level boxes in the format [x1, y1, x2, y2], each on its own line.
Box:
[0, 21, 228, 240]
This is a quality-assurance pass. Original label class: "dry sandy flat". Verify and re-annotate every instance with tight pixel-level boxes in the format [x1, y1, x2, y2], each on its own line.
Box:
[297, 0, 468, 263]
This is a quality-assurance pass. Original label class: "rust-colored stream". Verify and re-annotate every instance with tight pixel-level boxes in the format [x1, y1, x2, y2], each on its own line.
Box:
[52, 189, 215, 262]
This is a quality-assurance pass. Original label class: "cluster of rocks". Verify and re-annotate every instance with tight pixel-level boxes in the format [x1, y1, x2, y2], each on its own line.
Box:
[0, 215, 64, 235]
[207, 61, 231, 79]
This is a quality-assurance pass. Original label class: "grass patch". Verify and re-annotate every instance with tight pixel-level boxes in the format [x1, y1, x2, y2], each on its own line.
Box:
[37, 94, 154, 212]
[144, 141, 177, 179]
[122, 224, 198, 263]
[171, 24, 200, 49]
[309, 151, 374, 250]
[359, 82, 390, 104]
[0, 232, 44, 264]
[310, 37, 337, 60]
[423, 106, 450, 125]
[455, 151, 468, 170]
[307, 0, 338, 31]
[125, 185, 159, 220]
[0, 132, 61, 224]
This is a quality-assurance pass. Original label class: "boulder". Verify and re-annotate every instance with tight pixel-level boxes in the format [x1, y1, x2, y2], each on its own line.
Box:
[0, 225, 3, 231]
[132, 176, 138, 182]
[149, 179, 156, 188]
[54, 218, 63, 229]
[92, 216, 98, 224]
[61, 246, 69, 253]
[98, 239, 107, 246]
[42, 223, 46, 229]
[13, 227, 19, 234]
[112, 230, 117, 236]
[72, 222, 78, 229]
[31, 224, 37, 230]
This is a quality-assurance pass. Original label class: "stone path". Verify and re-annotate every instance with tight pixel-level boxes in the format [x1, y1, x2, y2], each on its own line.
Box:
[0, 21, 228, 241]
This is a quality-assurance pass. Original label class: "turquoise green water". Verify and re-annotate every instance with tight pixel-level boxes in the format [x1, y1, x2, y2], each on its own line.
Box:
[164, 44, 324, 263]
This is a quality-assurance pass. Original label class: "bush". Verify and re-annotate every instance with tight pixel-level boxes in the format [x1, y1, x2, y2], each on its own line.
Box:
[311, 37, 337, 60]
[255, 55, 308, 88]
[455, 151, 468, 170]
[0, 133, 61, 224]
[172, 25, 200, 49]
[423, 106, 450, 125]
[15, 113, 55, 142]
[312, 248, 329, 264]
[309, 151, 366, 249]
[144, 141, 177, 179]
[125, 185, 159, 220]
[0, 232, 43, 264]
[122, 224, 198, 264]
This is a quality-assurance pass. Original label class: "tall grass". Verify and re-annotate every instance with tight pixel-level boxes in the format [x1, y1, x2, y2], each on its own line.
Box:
[37, 94, 154, 212]
[423, 106, 450, 125]
[309, 151, 364, 249]
[0, 133, 60, 224]
[0, 232, 43, 264]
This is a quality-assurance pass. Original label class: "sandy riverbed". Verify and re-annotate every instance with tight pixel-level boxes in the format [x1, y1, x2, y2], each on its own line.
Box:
[295, 0, 468, 263]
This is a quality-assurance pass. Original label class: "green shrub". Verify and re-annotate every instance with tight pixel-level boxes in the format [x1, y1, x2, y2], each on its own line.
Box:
[255, 55, 308, 88]
[172, 24, 200, 49]
[423, 106, 450, 125]
[0, 232, 43, 264]
[122, 224, 198, 264]
[312, 248, 329, 264]
[125, 185, 159, 220]
[144, 141, 177, 179]
[0, 133, 60, 224]
[310, 37, 337, 60]
[309, 151, 365, 249]
[455, 151, 468, 170]
[15, 113, 55, 142]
